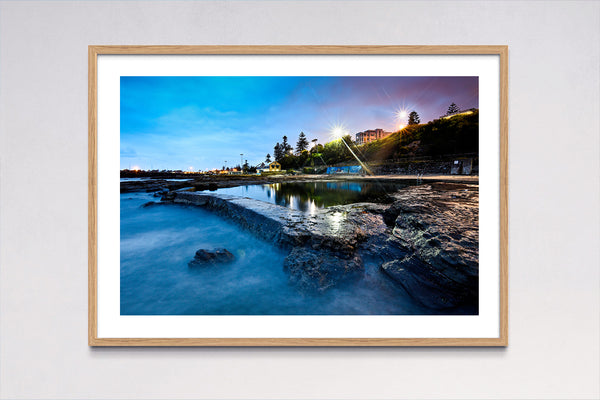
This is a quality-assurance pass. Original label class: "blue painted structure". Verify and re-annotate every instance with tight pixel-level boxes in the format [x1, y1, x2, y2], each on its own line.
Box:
[326, 165, 363, 174]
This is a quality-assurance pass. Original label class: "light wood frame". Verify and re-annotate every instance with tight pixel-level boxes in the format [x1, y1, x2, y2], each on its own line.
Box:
[89, 45, 508, 346]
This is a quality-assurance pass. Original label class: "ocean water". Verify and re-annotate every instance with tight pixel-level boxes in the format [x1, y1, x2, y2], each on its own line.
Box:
[120, 192, 440, 315]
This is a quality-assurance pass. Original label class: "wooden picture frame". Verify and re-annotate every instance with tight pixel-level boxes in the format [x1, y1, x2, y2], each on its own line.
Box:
[89, 45, 508, 346]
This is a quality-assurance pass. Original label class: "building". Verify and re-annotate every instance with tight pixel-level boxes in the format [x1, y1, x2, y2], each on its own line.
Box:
[268, 161, 281, 172]
[355, 128, 392, 145]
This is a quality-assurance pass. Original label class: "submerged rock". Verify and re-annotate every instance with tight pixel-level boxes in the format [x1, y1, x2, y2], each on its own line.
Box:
[141, 201, 170, 208]
[161, 191, 176, 201]
[153, 188, 169, 197]
[188, 248, 235, 267]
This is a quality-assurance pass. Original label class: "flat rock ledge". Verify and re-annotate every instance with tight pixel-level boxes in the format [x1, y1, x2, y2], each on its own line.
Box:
[169, 183, 479, 309]
[173, 191, 384, 291]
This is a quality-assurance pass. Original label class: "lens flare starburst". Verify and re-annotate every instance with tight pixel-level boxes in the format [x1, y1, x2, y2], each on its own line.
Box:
[329, 122, 349, 140]
[396, 109, 408, 120]
[395, 108, 409, 123]
[394, 107, 411, 132]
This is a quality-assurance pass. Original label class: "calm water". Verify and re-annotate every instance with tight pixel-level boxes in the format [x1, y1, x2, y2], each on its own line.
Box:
[194, 181, 410, 212]
[120, 191, 440, 315]
[120, 178, 192, 182]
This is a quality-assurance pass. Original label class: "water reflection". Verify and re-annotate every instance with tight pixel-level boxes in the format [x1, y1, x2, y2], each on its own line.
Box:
[326, 211, 346, 233]
[207, 181, 408, 212]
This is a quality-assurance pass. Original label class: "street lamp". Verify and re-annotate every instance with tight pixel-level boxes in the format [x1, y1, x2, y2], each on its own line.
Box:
[240, 154, 243, 173]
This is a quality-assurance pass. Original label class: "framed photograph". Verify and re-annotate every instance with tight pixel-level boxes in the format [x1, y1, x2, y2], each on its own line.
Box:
[89, 45, 508, 346]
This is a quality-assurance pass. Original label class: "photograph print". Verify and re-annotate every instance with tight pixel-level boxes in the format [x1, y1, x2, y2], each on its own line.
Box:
[119, 75, 480, 316]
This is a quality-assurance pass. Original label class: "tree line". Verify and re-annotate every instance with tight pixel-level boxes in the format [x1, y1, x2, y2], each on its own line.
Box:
[261, 103, 468, 171]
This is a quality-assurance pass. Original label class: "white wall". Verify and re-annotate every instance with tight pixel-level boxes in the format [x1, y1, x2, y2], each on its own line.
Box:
[0, 1, 598, 399]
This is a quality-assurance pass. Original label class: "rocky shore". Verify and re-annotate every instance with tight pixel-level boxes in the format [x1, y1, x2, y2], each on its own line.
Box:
[369, 183, 479, 308]
[165, 181, 479, 310]
[121, 173, 477, 193]
[121, 174, 316, 193]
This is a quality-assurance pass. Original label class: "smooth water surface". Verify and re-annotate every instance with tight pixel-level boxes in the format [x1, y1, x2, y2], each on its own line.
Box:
[121, 178, 192, 182]
[195, 181, 410, 212]
[120, 192, 437, 315]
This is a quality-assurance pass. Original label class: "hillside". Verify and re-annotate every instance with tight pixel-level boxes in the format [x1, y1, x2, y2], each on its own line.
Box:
[357, 109, 479, 161]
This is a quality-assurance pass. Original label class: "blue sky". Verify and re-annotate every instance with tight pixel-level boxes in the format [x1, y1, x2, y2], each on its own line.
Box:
[120, 76, 478, 171]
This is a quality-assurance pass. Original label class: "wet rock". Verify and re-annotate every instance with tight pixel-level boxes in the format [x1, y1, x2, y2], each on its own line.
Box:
[154, 188, 169, 197]
[377, 183, 479, 308]
[161, 191, 176, 201]
[191, 182, 219, 191]
[120, 179, 191, 193]
[381, 201, 403, 226]
[188, 248, 235, 267]
[381, 256, 475, 309]
[284, 248, 363, 292]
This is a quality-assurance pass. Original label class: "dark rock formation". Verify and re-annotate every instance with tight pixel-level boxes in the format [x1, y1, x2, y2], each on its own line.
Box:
[188, 248, 235, 267]
[160, 191, 176, 201]
[120, 180, 192, 193]
[284, 248, 363, 291]
[375, 183, 479, 308]
[153, 188, 169, 197]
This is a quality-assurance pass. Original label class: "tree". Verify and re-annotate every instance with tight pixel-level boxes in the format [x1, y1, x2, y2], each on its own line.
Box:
[310, 139, 319, 153]
[282, 135, 292, 154]
[321, 135, 353, 165]
[274, 143, 283, 161]
[408, 111, 420, 125]
[265, 153, 272, 163]
[242, 160, 249, 173]
[296, 131, 309, 153]
[446, 102, 460, 115]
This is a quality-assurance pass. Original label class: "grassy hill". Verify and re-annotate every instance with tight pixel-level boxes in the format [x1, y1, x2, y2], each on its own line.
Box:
[357, 109, 479, 161]
[277, 110, 478, 170]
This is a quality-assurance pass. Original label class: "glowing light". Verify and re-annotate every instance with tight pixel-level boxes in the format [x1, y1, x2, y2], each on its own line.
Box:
[308, 200, 317, 216]
[132, 166, 140, 171]
[329, 123, 348, 139]
[398, 124, 406, 131]
[395, 108, 409, 121]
